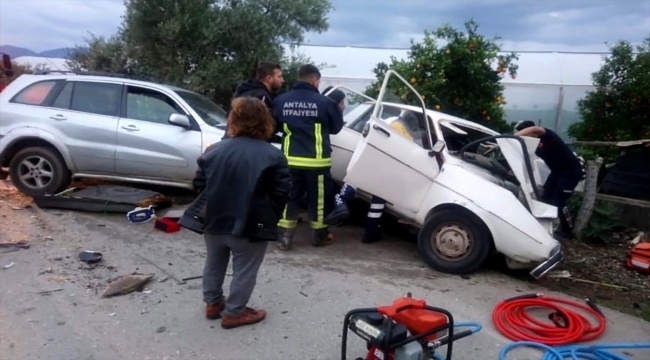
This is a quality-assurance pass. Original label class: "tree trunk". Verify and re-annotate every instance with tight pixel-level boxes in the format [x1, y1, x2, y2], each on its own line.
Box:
[574, 157, 604, 240]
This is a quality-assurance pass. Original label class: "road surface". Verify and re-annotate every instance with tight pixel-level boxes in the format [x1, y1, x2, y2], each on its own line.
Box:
[1, 201, 649, 360]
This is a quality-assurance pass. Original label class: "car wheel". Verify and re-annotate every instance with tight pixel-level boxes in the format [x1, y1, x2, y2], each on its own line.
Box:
[9, 147, 71, 196]
[417, 209, 492, 275]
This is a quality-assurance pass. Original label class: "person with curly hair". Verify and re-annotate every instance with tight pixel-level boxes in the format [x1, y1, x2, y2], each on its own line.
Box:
[192, 96, 292, 329]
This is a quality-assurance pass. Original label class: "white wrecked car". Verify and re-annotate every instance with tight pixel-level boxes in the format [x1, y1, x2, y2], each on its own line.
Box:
[324, 70, 563, 279]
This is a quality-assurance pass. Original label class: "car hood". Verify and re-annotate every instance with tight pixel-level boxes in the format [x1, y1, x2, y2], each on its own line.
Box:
[496, 136, 556, 218]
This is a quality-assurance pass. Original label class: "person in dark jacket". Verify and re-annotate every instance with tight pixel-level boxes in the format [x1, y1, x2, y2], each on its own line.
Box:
[273, 64, 345, 250]
[514, 120, 583, 238]
[221, 61, 284, 140]
[193, 97, 292, 329]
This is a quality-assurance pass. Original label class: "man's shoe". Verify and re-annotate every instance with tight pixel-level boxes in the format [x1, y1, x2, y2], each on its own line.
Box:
[221, 307, 267, 329]
[312, 229, 334, 247]
[205, 300, 225, 320]
[277, 228, 295, 251]
[324, 203, 350, 226]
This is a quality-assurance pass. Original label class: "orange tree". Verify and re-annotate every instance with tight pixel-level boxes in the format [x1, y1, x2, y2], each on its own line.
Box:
[364, 19, 519, 133]
[568, 37, 650, 145]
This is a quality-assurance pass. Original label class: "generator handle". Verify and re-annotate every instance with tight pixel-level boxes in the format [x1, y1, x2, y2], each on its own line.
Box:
[340, 307, 379, 360]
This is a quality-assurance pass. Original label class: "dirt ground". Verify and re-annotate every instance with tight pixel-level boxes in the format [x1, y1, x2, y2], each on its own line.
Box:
[537, 232, 650, 322]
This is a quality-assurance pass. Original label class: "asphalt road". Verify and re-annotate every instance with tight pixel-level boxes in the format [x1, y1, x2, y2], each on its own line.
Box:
[1, 204, 649, 360]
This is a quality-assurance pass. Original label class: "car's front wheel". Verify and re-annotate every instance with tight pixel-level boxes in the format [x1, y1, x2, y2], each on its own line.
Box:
[417, 208, 492, 275]
[9, 147, 71, 196]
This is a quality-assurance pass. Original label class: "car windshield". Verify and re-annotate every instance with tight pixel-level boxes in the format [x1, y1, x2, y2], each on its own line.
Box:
[175, 90, 228, 127]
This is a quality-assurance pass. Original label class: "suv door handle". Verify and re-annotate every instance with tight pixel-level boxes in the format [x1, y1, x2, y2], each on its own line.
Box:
[121, 125, 140, 131]
[49, 114, 67, 121]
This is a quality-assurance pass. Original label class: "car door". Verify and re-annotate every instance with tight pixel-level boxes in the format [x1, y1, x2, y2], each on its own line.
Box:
[45, 79, 122, 173]
[115, 84, 202, 181]
[343, 70, 444, 214]
[323, 86, 377, 182]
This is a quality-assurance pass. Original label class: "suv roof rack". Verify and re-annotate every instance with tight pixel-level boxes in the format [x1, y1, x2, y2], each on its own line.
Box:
[33, 70, 134, 79]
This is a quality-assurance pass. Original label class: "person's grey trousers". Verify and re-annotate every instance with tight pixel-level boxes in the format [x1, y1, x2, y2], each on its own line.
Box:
[202, 233, 269, 317]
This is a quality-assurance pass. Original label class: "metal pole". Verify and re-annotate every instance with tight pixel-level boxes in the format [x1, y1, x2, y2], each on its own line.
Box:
[553, 86, 565, 132]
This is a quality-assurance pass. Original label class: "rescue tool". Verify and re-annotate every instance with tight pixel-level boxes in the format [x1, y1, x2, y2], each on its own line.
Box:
[340, 292, 482, 360]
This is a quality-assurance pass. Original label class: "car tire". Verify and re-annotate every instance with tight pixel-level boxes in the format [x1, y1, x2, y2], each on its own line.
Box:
[417, 208, 492, 275]
[9, 146, 71, 196]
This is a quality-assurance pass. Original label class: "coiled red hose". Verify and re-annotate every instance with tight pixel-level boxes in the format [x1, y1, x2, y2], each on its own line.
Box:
[492, 293, 607, 346]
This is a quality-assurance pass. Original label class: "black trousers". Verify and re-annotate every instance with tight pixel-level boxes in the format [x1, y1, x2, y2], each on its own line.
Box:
[278, 168, 333, 230]
[542, 167, 583, 232]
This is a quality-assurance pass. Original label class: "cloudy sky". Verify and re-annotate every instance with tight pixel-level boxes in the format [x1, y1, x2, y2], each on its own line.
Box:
[1, 0, 649, 53]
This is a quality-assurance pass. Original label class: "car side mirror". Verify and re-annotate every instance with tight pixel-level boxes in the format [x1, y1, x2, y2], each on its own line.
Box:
[169, 113, 191, 129]
[428, 139, 446, 156]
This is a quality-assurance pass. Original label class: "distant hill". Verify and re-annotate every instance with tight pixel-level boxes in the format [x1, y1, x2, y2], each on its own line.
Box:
[0, 45, 75, 59]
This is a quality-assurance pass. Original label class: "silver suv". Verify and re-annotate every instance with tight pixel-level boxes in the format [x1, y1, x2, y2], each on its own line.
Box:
[0, 71, 230, 196]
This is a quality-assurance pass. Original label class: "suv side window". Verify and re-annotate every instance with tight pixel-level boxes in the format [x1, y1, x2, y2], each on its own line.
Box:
[125, 86, 184, 125]
[70, 81, 122, 117]
[10, 80, 59, 106]
[51, 81, 74, 109]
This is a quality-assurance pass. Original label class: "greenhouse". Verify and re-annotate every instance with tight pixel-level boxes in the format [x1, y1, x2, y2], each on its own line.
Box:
[14, 44, 608, 141]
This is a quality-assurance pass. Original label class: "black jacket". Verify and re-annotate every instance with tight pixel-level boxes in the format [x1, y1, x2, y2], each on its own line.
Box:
[273, 81, 345, 169]
[189, 136, 292, 240]
[222, 79, 277, 140]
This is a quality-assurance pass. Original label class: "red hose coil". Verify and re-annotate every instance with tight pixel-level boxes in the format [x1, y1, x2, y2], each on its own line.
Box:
[492, 294, 607, 346]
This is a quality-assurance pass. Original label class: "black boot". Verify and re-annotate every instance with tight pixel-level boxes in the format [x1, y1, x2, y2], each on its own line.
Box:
[324, 203, 350, 226]
[277, 228, 295, 251]
[312, 228, 333, 247]
[362, 218, 382, 244]
[324, 184, 355, 226]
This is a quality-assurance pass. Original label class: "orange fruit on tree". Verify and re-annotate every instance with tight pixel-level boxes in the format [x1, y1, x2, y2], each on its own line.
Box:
[435, 104, 441, 110]
[410, 77, 416, 84]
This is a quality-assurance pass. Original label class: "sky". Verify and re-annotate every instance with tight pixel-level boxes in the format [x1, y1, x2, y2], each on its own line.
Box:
[1, 0, 649, 53]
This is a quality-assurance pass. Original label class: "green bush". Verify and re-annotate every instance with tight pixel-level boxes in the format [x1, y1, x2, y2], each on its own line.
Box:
[364, 19, 519, 133]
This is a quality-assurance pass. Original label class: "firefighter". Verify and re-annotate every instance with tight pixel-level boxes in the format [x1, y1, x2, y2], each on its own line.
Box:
[325, 114, 417, 244]
[514, 120, 583, 238]
[222, 61, 284, 140]
[273, 64, 345, 250]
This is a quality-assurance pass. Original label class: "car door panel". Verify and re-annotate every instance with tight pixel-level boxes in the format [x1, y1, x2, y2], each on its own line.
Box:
[330, 127, 361, 182]
[115, 85, 202, 181]
[47, 80, 122, 173]
[343, 70, 441, 213]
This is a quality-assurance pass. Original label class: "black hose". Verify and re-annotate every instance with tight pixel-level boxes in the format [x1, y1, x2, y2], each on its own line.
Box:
[458, 135, 541, 199]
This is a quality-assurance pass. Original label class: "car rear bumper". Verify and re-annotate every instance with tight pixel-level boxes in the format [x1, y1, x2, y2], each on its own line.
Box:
[529, 244, 563, 279]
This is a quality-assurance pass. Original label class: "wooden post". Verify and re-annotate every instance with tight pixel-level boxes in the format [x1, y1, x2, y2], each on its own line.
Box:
[574, 156, 604, 240]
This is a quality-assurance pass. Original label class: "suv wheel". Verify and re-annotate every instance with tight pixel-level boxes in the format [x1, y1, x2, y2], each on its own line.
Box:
[417, 209, 492, 275]
[9, 147, 71, 196]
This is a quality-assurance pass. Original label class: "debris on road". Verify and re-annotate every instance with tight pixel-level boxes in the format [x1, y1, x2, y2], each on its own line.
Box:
[156, 326, 166, 333]
[127, 205, 156, 224]
[36, 289, 63, 295]
[101, 272, 154, 298]
[38, 267, 54, 275]
[78, 250, 103, 264]
[0, 241, 30, 249]
[3, 262, 15, 269]
[32, 184, 171, 214]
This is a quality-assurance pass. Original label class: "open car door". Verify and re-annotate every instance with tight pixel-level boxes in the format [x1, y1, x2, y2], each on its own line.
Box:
[343, 70, 445, 214]
[323, 85, 377, 182]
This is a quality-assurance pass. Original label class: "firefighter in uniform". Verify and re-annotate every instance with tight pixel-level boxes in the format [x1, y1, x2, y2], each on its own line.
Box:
[325, 114, 417, 243]
[273, 64, 345, 250]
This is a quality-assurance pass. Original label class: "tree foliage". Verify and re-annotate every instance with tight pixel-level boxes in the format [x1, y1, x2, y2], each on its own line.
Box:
[365, 19, 519, 133]
[66, 0, 333, 107]
[568, 38, 650, 144]
[1, 61, 49, 87]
